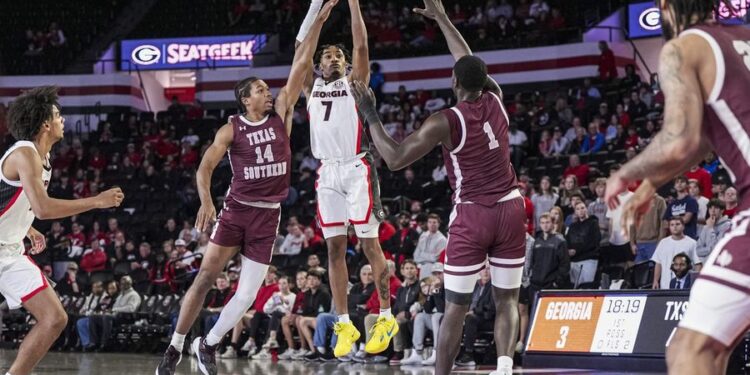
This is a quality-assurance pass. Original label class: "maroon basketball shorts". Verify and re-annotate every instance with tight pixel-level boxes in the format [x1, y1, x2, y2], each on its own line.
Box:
[210, 198, 281, 265]
[680, 213, 750, 346]
[443, 193, 526, 294]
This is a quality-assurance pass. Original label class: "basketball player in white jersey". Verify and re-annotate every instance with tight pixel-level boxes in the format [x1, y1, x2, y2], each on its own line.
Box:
[1, 86, 123, 375]
[301, 0, 397, 358]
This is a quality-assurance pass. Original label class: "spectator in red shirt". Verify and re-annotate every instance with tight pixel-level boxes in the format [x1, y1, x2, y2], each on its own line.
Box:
[379, 219, 397, 246]
[450, 3, 467, 27]
[376, 20, 402, 48]
[125, 143, 142, 166]
[563, 154, 591, 186]
[547, 7, 566, 29]
[616, 103, 631, 127]
[685, 165, 713, 199]
[624, 128, 639, 149]
[519, 182, 535, 235]
[179, 141, 198, 168]
[231, 267, 280, 354]
[87, 221, 107, 245]
[722, 187, 738, 218]
[88, 147, 107, 171]
[68, 222, 87, 255]
[302, 227, 324, 255]
[80, 239, 108, 273]
[598, 41, 617, 81]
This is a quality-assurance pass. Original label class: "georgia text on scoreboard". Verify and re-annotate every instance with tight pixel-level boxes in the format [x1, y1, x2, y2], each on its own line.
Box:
[525, 291, 690, 356]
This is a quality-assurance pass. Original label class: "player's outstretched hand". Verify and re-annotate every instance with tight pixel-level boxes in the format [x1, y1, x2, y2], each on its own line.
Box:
[195, 203, 217, 233]
[618, 180, 657, 239]
[317, 0, 339, 22]
[351, 80, 376, 116]
[26, 227, 46, 255]
[413, 0, 447, 20]
[96, 188, 125, 209]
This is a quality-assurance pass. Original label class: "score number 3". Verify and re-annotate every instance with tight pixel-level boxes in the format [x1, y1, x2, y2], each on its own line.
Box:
[556, 326, 570, 349]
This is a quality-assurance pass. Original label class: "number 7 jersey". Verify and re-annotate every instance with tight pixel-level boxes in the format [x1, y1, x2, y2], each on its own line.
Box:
[308, 76, 369, 160]
[440, 91, 518, 206]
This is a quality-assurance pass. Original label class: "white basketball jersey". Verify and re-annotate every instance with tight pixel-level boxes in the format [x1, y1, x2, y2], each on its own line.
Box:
[308, 76, 367, 160]
[0, 141, 51, 252]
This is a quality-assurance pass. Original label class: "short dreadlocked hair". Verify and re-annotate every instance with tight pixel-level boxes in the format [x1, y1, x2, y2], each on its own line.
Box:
[665, 0, 736, 32]
[7, 86, 60, 141]
[233, 76, 260, 111]
[314, 44, 352, 65]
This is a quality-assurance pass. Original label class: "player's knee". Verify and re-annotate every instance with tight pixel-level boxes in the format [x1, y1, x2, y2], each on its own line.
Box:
[46, 310, 68, 332]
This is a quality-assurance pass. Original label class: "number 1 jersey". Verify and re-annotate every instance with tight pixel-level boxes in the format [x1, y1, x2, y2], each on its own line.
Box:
[308, 76, 369, 160]
[440, 91, 518, 206]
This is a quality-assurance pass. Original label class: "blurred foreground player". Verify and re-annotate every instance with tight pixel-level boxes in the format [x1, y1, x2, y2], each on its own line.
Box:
[351, 0, 525, 373]
[2, 86, 123, 375]
[303, 0, 397, 357]
[155, 2, 338, 375]
[604, 1, 750, 374]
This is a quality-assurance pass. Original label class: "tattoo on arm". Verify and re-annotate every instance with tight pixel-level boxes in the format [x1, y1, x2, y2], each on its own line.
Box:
[619, 41, 702, 186]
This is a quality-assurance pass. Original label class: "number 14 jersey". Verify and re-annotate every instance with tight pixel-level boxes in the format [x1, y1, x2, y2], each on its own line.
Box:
[308, 76, 369, 160]
[441, 91, 518, 206]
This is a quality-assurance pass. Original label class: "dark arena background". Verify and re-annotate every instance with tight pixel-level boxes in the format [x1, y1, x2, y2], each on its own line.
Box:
[0, 0, 749, 374]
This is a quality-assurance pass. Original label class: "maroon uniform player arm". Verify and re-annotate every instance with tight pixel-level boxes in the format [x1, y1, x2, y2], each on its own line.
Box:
[352, 81, 451, 170]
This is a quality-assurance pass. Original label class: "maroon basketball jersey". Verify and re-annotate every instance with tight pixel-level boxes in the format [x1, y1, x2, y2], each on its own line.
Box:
[685, 24, 750, 212]
[441, 91, 518, 206]
[226, 113, 291, 203]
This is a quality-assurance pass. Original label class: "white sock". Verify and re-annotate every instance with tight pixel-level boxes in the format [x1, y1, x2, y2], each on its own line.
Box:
[498, 355, 513, 369]
[170, 333, 186, 351]
[337, 314, 350, 323]
[379, 308, 392, 318]
[296, 0, 324, 43]
[205, 331, 223, 347]
[317, 346, 326, 354]
[359, 343, 365, 351]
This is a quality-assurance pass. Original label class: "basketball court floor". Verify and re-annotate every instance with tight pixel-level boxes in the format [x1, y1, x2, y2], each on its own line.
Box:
[0, 350, 666, 374]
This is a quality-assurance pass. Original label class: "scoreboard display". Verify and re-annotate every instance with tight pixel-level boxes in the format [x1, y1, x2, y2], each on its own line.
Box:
[524, 290, 690, 370]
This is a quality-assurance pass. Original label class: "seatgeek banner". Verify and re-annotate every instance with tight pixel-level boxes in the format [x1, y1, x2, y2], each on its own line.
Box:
[628, 1, 748, 39]
[120, 34, 267, 71]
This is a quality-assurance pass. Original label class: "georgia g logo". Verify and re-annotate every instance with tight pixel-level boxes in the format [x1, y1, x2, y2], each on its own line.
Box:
[131, 45, 161, 65]
[639, 7, 661, 31]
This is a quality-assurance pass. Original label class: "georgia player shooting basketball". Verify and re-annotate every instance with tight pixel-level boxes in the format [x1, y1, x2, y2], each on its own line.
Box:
[351, 1, 526, 374]
[605, 1, 750, 374]
[155, 2, 338, 375]
[302, 0, 397, 358]
[1, 86, 123, 375]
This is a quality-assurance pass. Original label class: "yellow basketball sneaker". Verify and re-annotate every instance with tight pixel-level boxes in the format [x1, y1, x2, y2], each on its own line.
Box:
[333, 321, 360, 357]
[365, 315, 399, 354]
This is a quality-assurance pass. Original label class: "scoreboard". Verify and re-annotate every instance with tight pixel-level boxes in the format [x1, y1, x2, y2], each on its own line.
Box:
[524, 290, 690, 371]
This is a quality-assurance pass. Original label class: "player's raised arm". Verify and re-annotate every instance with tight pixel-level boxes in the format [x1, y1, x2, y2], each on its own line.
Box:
[348, 0, 369, 83]
[11, 147, 123, 220]
[276, 0, 339, 134]
[606, 37, 711, 208]
[195, 123, 233, 232]
[413, 0, 502, 97]
[351, 80, 449, 171]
